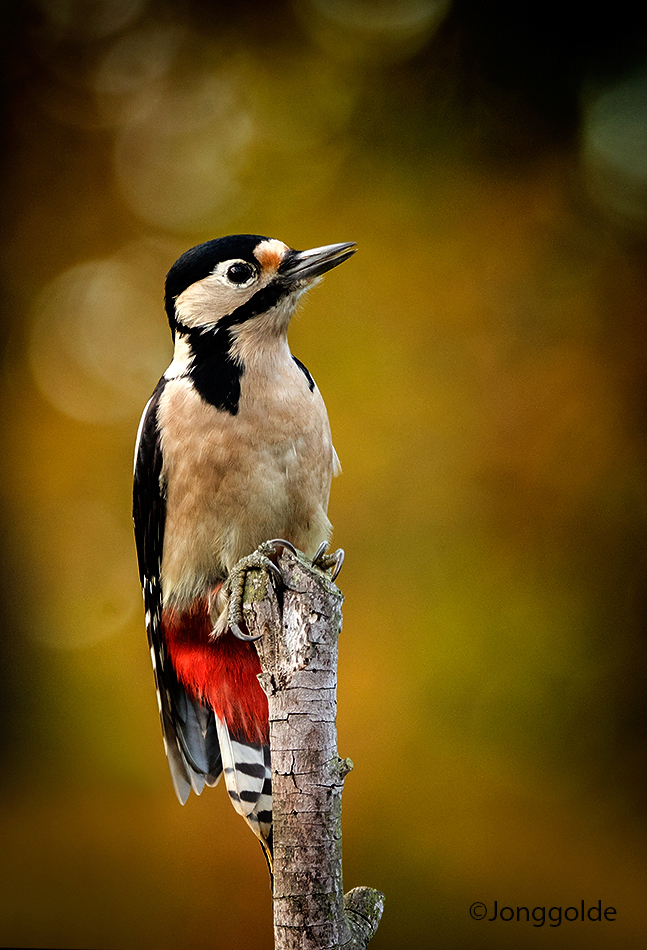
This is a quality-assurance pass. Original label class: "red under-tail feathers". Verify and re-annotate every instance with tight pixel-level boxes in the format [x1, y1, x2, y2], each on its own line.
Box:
[162, 599, 269, 745]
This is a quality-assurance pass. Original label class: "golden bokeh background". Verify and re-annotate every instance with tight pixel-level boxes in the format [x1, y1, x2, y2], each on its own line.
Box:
[2, 1, 647, 947]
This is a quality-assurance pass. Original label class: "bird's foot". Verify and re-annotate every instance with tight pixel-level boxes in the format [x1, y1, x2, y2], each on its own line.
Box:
[224, 539, 296, 642]
[213, 539, 343, 643]
[311, 541, 345, 581]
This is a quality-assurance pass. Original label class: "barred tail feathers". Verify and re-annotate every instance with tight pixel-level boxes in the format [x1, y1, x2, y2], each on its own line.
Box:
[216, 715, 272, 848]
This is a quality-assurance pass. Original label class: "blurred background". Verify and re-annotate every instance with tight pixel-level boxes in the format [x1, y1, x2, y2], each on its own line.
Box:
[2, 1, 647, 947]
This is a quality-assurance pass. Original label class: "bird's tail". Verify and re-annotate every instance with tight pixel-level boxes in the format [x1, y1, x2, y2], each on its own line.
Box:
[215, 715, 273, 866]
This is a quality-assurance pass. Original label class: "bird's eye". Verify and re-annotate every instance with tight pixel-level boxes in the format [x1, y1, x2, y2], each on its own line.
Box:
[226, 262, 255, 285]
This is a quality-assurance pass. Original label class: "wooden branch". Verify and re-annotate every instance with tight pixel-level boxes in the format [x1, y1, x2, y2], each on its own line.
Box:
[242, 547, 384, 950]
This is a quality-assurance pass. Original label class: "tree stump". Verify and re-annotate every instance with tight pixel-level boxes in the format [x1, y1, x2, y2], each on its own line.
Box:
[241, 546, 384, 950]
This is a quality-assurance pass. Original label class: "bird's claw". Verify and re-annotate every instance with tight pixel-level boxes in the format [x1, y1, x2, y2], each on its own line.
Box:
[312, 542, 345, 582]
[225, 539, 343, 641]
[330, 549, 344, 581]
[230, 621, 263, 643]
[225, 540, 294, 641]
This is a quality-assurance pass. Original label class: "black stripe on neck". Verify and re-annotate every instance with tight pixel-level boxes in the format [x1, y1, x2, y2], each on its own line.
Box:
[187, 326, 242, 414]
[222, 280, 289, 331]
[179, 280, 292, 414]
[174, 279, 289, 340]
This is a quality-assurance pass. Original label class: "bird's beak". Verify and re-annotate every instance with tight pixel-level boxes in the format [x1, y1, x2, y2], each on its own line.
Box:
[279, 242, 357, 283]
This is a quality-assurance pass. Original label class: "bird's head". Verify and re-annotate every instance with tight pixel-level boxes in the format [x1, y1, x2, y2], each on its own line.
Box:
[164, 235, 357, 352]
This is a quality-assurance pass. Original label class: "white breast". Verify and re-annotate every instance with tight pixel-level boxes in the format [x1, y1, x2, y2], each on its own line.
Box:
[157, 351, 335, 609]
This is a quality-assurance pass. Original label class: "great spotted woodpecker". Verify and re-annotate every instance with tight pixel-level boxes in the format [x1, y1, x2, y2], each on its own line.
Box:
[133, 234, 356, 869]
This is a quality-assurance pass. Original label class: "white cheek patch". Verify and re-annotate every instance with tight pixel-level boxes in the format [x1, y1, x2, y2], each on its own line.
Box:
[174, 276, 258, 329]
[173, 248, 287, 330]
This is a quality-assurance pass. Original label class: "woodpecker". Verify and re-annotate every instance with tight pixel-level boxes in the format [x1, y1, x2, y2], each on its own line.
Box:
[133, 234, 356, 869]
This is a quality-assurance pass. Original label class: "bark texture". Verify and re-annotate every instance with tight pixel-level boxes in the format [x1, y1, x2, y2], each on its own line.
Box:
[242, 546, 384, 950]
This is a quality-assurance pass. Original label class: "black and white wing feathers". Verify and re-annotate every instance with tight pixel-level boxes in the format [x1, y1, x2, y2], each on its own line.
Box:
[132, 377, 222, 803]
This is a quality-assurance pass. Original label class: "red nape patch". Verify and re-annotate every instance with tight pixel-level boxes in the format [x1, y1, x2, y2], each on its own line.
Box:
[162, 601, 268, 745]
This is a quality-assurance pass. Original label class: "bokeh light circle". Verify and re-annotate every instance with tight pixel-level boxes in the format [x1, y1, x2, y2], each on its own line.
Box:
[29, 256, 169, 424]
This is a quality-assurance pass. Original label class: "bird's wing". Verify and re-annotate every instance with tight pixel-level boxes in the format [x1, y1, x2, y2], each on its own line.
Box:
[133, 378, 222, 803]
